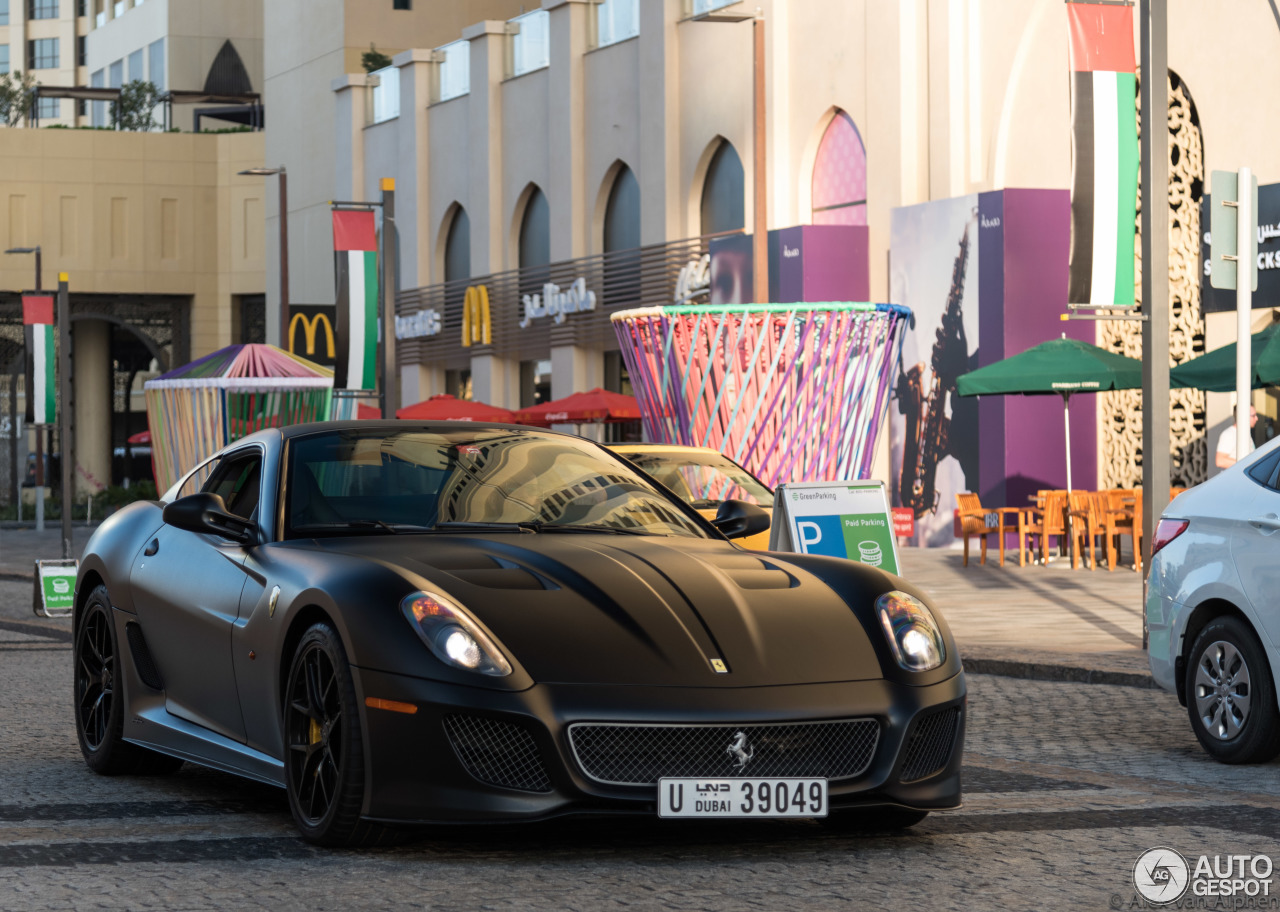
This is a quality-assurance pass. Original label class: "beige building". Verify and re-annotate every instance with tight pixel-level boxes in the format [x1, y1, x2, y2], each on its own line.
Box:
[263, 0, 528, 340]
[84, 0, 264, 132]
[0, 0, 90, 125]
[318, 0, 1280, 488]
[0, 128, 265, 501]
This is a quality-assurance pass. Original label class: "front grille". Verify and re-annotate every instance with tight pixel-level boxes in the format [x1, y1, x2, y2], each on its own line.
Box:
[898, 706, 961, 783]
[442, 714, 553, 793]
[568, 719, 879, 786]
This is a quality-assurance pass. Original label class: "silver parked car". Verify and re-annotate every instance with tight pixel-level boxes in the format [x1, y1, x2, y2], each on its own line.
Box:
[1148, 439, 1280, 763]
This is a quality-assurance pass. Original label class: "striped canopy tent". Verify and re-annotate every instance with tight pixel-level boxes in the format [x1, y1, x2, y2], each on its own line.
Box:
[144, 344, 334, 491]
[612, 302, 909, 487]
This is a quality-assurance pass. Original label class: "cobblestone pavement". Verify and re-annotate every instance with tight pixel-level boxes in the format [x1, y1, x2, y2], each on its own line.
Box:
[2, 580, 1277, 912]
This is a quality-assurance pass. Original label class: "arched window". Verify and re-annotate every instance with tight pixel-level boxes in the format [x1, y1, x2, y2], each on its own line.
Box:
[811, 110, 866, 226]
[604, 165, 640, 252]
[519, 186, 550, 269]
[444, 206, 470, 282]
[603, 164, 641, 306]
[700, 141, 744, 236]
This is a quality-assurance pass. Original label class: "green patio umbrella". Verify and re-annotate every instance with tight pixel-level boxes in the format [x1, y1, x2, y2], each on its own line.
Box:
[956, 335, 1142, 502]
[1169, 322, 1280, 391]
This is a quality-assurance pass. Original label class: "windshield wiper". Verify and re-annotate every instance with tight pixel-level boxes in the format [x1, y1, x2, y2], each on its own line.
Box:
[430, 521, 537, 533]
[529, 523, 651, 535]
[294, 520, 431, 535]
[428, 520, 651, 535]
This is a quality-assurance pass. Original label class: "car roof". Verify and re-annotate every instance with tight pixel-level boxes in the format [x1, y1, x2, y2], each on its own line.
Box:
[608, 444, 723, 455]
[276, 420, 573, 440]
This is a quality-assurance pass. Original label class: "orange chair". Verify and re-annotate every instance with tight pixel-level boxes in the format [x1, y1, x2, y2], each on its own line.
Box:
[1021, 490, 1071, 566]
[1068, 490, 1113, 570]
[955, 493, 1024, 567]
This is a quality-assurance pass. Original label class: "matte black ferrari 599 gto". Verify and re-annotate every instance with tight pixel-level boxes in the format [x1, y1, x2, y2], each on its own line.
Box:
[72, 421, 965, 845]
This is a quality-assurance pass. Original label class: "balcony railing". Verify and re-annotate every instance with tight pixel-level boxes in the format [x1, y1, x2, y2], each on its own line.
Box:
[370, 65, 399, 123]
[436, 39, 469, 103]
[397, 234, 728, 370]
[509, 9, 549, 77]
[597, 0, 639, 47]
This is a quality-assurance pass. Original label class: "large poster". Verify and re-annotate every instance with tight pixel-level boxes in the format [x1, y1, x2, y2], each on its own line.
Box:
[889, 196, 981, 547]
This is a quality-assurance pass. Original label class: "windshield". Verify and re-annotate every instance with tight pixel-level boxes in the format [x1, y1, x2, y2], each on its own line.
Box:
[285, 428, 709, 539]
[620, 450, 774, 509]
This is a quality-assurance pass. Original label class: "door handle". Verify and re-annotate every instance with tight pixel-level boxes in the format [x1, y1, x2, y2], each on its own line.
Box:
[1248, 515, 1280, 533]
[143, 538, 159, 556]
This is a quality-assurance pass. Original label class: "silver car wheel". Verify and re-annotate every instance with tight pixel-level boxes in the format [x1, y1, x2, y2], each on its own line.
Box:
[1194, 640, 1252, 740]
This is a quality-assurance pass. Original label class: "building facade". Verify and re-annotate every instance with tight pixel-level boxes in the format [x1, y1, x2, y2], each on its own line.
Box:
[0, 128, 265, 503]
[0, 0, 90, 125]
[318, 0, 1280, 499]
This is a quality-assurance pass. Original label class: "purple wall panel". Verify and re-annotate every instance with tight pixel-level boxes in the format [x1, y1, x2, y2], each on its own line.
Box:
[998, 188, 1088, 507]
[976, 192, 1007, 508]
[801, 225, 870, 301]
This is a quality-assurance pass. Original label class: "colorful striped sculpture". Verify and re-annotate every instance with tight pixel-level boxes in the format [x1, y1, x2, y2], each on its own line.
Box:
[144, 344, 334, 492]
[611, 303, 909, 486]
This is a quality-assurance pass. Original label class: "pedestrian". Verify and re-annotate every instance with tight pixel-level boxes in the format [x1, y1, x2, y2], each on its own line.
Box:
[1215, 405, 1257, 469]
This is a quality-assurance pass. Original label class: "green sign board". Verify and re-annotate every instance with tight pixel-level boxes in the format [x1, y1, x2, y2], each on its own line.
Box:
[769, 481, 900, 575]
[33, 559, 77, 618]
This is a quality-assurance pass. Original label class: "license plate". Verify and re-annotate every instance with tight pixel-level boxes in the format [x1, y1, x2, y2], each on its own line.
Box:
[658, 778, 828, 818]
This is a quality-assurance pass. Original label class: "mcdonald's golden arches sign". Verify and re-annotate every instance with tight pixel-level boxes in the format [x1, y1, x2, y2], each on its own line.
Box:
[461, 284, 491, 347]
[287, 306, 338, 367]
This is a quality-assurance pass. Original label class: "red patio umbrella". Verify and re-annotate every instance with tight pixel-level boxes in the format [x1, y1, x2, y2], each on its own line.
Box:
[356, 403, 382, 419]
[127, 429, 151, 445]
[395, 394, 518, 423]
[515, 387, 642, 427]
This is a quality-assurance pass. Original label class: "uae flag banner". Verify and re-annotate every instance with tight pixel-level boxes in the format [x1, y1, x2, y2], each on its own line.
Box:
[332, 209, 379, 391]
[1067, 1, 1138, 308]
[22, 295, 56, 425]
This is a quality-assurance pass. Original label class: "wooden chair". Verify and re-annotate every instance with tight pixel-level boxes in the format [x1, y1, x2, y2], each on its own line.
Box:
[955, 493, 1024, 567]
[1102, 488, 1141, 572]
[1020, 490, 1070, 566]
[1068, 490, 1110, 570]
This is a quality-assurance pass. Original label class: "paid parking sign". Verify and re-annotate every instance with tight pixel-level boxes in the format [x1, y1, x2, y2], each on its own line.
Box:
[769, 481, 900, 575]
[33, 559, 77, 618]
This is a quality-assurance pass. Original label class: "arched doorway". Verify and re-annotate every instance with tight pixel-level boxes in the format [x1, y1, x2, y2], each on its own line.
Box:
[700, 140, 744, 236]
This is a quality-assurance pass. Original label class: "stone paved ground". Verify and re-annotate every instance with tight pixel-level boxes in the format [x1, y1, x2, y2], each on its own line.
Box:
[2, 579, 1278, 911]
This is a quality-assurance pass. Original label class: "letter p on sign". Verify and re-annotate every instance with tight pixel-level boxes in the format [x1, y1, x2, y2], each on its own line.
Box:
[797, 521, 822, 550]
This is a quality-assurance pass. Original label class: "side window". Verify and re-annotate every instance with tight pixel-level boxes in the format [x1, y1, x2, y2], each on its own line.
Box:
[202, 450, 263, 520]
[173, 461, 216, 501]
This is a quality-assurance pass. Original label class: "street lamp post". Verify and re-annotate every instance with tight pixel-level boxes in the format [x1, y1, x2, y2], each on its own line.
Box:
[6, 246, 43, 531]
[238, 167, 289, 346]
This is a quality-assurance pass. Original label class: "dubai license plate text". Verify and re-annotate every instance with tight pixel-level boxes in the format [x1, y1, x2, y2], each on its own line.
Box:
[658, 777, 828, 818]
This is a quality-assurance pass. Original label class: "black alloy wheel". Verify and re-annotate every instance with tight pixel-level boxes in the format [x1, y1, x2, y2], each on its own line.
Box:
[1185, 616, 1280, 764]
[284, 622, 394, 846]
[74, 585, 183, 775]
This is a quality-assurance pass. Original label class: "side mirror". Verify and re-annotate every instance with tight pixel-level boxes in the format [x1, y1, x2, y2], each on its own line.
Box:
[710, 499, 770, 540]
[163, 492, 255, 544]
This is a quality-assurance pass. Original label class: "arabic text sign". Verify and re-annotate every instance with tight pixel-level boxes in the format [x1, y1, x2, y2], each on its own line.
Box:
[771, 481, 900, 575]
[34, 559, 77, 618]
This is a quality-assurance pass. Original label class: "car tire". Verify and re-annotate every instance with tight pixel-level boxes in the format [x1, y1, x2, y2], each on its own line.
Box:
[284, 622, 397, 846]
[74, 585, 185, 776]
[821, 807, 929, 832]
[1185, 615, 1280, 764]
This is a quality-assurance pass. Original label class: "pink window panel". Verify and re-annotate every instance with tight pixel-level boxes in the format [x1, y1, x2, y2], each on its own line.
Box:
[811, 110, 866, 226]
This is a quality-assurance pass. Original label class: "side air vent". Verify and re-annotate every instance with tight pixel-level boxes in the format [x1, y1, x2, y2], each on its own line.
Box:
[898, 706, 962, 783]
[442, 714, 553, 793]
[125, 622, 164, 691]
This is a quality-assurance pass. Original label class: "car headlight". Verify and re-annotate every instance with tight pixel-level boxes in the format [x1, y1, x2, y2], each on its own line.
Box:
[876, 590, 946, 672]
[400, 590, 512, 677]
